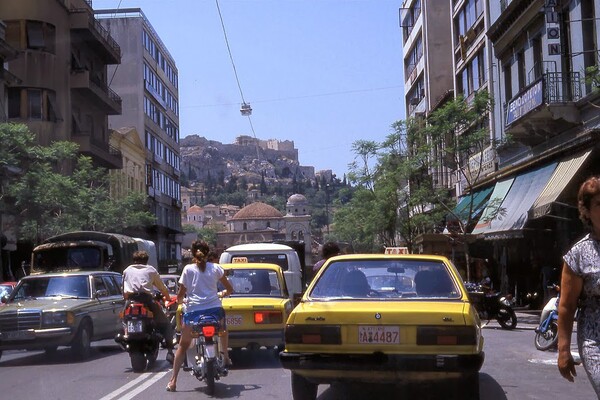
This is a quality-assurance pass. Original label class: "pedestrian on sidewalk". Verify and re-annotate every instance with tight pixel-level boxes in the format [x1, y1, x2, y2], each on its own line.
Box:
[558, 176, 600, 397]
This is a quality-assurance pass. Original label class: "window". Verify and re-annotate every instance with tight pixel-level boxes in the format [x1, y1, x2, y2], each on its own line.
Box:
[503, 62, 513, 100]
[8, 88, 20, 118]
[532, 37, 543, 80]
[27, 89, 42, 119]
[25, 20, 55, 53]
[517, 50, 526, 90]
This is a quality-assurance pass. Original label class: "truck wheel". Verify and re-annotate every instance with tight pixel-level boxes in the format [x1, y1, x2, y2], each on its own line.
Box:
[72, 320, 92, 360]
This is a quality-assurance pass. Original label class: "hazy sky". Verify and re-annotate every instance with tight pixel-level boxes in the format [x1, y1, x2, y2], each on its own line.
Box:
[95, 0, 406, 177]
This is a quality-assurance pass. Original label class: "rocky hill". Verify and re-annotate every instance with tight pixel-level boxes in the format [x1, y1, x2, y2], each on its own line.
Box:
[180, 135, 314, 186]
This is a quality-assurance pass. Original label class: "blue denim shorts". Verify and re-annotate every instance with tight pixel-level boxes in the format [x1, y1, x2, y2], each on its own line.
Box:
[183, 307, 226, 330]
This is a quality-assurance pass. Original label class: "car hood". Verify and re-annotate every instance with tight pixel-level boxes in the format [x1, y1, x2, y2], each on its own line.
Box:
[290, 299, 472, 326]
[0, 297, 94, 311]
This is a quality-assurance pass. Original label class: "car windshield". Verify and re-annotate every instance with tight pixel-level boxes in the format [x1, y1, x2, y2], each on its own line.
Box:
[225, 269, 283, 297]
[12, 276, 90, 300]
[309, 259, 461, 300]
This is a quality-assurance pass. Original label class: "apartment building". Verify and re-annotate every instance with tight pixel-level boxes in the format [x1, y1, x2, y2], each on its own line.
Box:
[470, 0, 600, 297]
[401, 0, 454, 189]
[0, 0, 122, 279]
[1, 0, 122, 167]
[96, 8, 182, 269]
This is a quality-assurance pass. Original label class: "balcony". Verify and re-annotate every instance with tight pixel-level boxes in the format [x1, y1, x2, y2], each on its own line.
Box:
[503, 72, 582, 146]
[72, 130, 123, 169]
[71, 69, 122, 114]
[69, 8, 121, 64]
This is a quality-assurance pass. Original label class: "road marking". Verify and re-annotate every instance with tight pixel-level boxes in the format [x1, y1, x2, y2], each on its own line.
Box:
[98, 371, 168, 400]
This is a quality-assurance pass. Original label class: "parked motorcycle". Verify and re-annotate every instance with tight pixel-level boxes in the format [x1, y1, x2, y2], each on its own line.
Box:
[184, 314, 228, 395]
[465, 282, 518, 330]
[115, 292, 168, 372]
[535, 286, 560, 351]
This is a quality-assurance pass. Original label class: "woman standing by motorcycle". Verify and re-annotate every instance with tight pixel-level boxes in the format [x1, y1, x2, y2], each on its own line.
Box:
[558, 176, 600, 397]
[166, 240, 234, 392]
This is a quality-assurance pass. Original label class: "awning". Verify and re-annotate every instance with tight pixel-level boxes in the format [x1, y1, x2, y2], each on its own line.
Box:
[451, 187, 493, 223]
[475, 163, 557, 239]
[472, 178, 514, 234]
[529, 149, 592, 219]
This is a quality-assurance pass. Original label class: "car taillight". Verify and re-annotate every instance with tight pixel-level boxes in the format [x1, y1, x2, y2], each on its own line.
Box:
[202, 325, 216, 338]
[254, 311, 283, 324]
[285, 324, 341, 345]
[417, 326, 477, 345]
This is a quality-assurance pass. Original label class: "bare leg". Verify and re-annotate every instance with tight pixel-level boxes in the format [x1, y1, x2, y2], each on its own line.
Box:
[167, 325, 192, 390]
[219, 319, 231, 364]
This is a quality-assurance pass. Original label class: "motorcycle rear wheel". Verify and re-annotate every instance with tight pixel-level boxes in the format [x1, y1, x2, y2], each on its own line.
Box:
[535, 321, 558, 351]
[497, 306, 517, 330]
[130, 351, 147, 372]
[205, 358, 216, 395]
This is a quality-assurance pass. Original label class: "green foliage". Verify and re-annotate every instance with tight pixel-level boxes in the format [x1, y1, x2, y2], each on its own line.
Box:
[1, 123, 155, 244]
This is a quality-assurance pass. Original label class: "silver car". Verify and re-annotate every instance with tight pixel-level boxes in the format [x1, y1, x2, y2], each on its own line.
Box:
[0, 271, 124, 360]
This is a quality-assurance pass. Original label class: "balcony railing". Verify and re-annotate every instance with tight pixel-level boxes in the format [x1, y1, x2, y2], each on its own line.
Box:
[70, 8, 121, 59]
[544, 71, 582, 103]
[89, 73, 122, 106]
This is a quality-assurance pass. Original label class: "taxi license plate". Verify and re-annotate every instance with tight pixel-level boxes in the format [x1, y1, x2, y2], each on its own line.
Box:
[226, 315, 243, 326]
[358, 326, 399, 344]
[127, 320, 143, 333]
[3, 330, 35, 341]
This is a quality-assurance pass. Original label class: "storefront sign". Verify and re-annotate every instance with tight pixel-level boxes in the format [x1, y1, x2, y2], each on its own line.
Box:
[505, 80, 543, 125]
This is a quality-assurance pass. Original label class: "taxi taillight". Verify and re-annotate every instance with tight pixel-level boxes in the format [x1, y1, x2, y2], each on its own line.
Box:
[284, 324, 341, 345]
[254, 311, 283, 324]
[417, 326, 477, 345]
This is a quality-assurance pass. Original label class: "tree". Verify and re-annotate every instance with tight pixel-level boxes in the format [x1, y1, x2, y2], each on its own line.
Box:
[424, 90, 497, 280]
[2, 123, 155, 244]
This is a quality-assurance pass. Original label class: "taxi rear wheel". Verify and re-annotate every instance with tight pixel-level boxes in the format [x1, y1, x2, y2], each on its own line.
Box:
[291, 372, 317, 400]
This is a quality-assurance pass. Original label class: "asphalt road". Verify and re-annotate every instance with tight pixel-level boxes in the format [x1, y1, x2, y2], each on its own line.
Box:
[0, 312, 595, 400]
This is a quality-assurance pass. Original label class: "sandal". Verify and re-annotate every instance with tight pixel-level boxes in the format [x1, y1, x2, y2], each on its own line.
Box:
[165, 383, 176, 392]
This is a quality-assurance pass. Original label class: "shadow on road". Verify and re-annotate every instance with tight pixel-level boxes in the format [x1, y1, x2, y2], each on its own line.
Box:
[0, 343, 122, 367]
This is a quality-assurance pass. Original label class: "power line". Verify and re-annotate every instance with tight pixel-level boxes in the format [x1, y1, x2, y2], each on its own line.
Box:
[215, 0, 259, 159]
[181, 85, 404, 109]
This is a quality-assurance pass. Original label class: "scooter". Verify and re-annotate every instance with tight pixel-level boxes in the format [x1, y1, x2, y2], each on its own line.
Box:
[184, 314, 228, 395]
[465, 282, 518, 330]
[535, 286, 560, 351]
[115, 292, 167, 372]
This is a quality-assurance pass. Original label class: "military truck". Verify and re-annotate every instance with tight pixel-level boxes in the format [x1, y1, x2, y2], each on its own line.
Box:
[30, 231, 158, 275]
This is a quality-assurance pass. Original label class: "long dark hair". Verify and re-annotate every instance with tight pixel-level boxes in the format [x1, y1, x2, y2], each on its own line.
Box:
[191, 240, 210, 272]
[578, 176, 600, 229]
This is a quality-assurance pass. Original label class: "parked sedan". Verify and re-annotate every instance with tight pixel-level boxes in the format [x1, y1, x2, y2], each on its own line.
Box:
[221, 263, 292, 354]
[0, 271, 124, 360]
[279, 254, 484, 400]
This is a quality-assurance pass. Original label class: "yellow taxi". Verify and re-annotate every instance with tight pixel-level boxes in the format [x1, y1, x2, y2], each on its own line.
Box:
[221, 262, 293, 354]
[279, 254, 484, 400]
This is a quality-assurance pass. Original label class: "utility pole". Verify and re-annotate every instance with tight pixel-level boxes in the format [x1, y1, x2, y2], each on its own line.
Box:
[325, 183, 330, 235]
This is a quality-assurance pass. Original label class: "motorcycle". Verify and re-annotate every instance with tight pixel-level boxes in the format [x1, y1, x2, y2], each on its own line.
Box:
[465, 282, 518, 330]
[183, 314, 228, 395]
[535, 286, 560, 351]
[115, 292, 168, 372]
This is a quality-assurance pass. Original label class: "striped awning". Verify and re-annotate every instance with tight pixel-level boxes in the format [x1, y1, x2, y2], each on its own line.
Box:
[529, 149, 592, 219]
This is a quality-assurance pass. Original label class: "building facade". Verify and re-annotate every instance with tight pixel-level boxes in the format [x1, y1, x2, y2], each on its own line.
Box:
[96, 8, 182, 269]
[0, 0, 123, 279]
[406, 0, 600, 303]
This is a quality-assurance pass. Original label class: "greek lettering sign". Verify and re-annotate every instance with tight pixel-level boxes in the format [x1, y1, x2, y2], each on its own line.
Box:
[548, 43, 561, 55]
[505, 80, 543, 126]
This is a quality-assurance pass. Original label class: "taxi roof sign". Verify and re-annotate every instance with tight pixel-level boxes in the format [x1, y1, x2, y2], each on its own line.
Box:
[231, 256, 249, 263]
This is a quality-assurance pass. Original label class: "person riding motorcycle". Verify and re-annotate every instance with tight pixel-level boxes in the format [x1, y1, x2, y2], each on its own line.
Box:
[122, 250, 175, 363]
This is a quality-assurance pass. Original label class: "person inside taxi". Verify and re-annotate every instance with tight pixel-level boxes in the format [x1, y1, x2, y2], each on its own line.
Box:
[122, 250, 175, 363]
